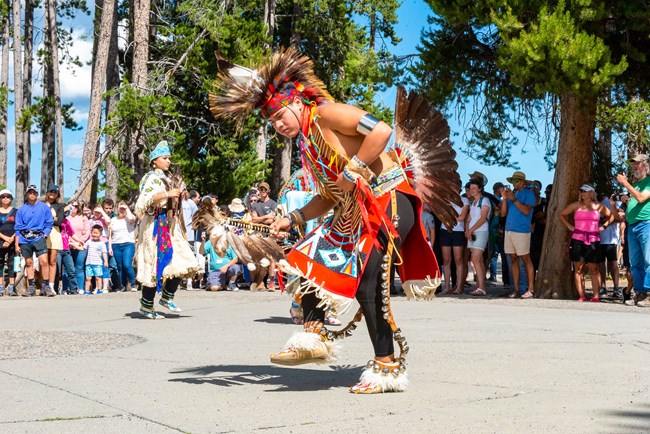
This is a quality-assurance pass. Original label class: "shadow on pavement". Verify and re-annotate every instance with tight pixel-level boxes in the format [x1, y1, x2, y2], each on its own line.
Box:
[601, 404, 650, 433]
[169, 364, 362, 392]
[253, 316, 296, 325]
[124, 312, 191, 320]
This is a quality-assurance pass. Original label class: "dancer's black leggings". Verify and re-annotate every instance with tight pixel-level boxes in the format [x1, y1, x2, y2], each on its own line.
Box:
[141, 277, 181, 307]
[302, 191, 416, 357]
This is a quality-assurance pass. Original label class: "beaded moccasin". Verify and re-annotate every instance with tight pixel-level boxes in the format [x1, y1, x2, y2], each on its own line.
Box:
[270, 330, 338, 366]
[349, 359, 408, 394]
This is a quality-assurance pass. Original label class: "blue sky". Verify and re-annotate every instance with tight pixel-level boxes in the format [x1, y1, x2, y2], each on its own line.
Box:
[3, 1, 556, 196]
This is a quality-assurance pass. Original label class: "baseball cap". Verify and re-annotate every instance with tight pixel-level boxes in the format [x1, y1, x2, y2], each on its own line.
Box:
[0, 189, 12, 197]
[630, 154, 649, 163]
[26, 184, 38, 194]
[258, 182, 270, 190]
[47, 184, 60, 193]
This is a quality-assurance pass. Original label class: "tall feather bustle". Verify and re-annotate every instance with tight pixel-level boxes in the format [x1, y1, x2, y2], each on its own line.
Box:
[209, 48, 333, 128]
[393, 86, 462, 230]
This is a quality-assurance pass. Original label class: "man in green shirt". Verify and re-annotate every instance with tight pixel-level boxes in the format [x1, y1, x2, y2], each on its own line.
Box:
[616, 154, 650, 307]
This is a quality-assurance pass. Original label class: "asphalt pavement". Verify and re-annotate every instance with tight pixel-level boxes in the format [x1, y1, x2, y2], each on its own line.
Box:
[1, 287, 649, 433]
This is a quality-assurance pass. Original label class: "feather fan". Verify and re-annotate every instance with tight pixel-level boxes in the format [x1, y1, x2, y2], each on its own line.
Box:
[393, 86, 462, 230]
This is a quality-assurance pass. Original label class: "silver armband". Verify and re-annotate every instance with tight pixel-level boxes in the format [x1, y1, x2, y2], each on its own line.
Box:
[356, 114, 380, 136]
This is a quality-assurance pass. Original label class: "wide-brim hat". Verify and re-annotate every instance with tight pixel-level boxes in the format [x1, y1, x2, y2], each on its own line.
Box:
[228, 198, 246, 213]
[468, 171, 487, 185]
[506, 171, 527, 183]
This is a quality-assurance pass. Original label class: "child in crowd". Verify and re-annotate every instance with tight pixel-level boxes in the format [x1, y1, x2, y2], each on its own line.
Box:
[84, 225, 108, 294]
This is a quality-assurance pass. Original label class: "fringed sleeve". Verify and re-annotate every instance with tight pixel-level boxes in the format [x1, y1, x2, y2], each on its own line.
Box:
[135, 172, 166, 216]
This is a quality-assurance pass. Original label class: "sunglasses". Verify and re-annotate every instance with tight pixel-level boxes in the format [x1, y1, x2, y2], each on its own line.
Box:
[510, 178, 523, 183]
[258, 188, 268, 192]
[0, 195, 11, 199]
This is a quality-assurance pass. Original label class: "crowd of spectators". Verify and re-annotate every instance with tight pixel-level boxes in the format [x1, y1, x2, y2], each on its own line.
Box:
[0, 180, 284, 297]
[425, 156, 650, 306]
[3, 153, 650, 306]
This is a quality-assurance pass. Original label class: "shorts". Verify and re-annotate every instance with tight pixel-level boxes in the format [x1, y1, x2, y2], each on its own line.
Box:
[504, 231, 531, 256]
[207, 264, 243, 288]
[467, 231, 489, 251]
[440, 230, 466, 247]
[85, 264, 104, 277]
[600, 244, 618, 262]
[20, 238, 48, 258]
[569, 239, 603, 264]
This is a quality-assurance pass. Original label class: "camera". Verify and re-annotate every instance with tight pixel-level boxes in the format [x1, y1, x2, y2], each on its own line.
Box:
[613, 194, 620, 201]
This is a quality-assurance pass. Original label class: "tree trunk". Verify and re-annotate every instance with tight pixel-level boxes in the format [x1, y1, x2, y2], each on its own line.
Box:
[594, 90, 612, 193]
[47, 0, 65, 198]
[77, 0, 116, 203]
[104, 1, 120, 200]
[536, 93, 596, 299]
[41, 47, 54, 194]
[271, 138, 291, 194]
[12, 0, 24, 203]
[0, 2, 9, 188]
[22, 0, 33, 186]
[128, 0, 150, 191]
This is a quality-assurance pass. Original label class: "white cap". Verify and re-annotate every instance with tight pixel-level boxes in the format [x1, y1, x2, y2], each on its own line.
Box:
[0, 189, 13, 197]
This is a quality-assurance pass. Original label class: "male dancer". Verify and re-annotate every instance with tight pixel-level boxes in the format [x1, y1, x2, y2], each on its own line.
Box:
[210, 49, 460, 393]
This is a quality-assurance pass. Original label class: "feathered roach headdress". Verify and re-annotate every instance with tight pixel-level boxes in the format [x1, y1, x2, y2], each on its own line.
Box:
[209, 48, 333, 127]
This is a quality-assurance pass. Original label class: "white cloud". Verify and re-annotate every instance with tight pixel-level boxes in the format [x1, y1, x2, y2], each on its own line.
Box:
[59, 29, 93, 100]
[65, 143, 85, 159]
[72, 110, 89, 123]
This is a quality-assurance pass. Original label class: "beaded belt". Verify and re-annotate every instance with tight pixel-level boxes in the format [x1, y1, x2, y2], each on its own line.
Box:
[372, 163, 407, 197]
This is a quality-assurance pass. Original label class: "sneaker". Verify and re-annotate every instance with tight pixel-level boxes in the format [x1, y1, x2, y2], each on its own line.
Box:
[488, 275, 497, 282]
[577, 297, 587, 302]
[95, 289, 106, 294]
[139, 308, 165, 319]
[612, 289, 622, 299]
[45, 285, 56, 297]
[23, 285, 35, 297]
[129, 283, 137, 292]
[159, 298, 182, 312]
[634, 292, 647, 306]
[7, 284, 16, 296]
[636, 294, 650, 307]
[326, 315, 342, 326]
[228, 282, 239, 292]
[590, 297, 600, 303]
[0, 284, 4, 296]
[83, 290, 92, 295]
[77, 289, 85, 295]
[599, 288, 607, 297]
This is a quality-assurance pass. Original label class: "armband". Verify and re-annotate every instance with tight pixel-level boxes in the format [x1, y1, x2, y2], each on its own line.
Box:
[356, 114, 380, 136]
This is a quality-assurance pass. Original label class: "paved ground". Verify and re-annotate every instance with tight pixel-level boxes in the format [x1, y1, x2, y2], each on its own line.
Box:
[1, 288, 649, 433]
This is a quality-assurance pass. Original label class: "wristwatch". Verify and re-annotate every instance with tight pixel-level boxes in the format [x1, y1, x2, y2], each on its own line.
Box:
[513, 197, 519, 203]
